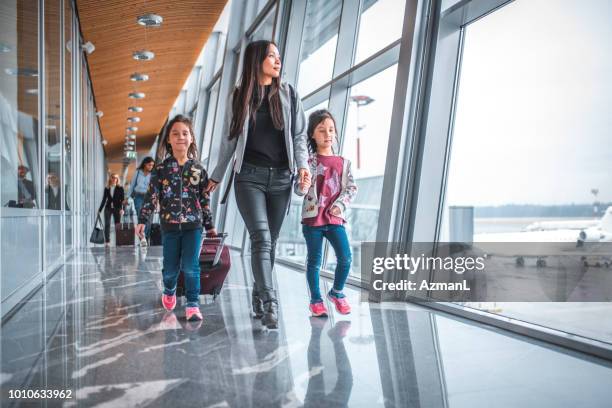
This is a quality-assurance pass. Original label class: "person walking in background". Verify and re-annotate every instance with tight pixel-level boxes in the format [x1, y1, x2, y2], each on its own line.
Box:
[128, 156, 155, 245]
[296, 110, 357, 317]
[205, 40, 311, 329]
[98, 173, 125, 247]
[136, 115, 216, 322]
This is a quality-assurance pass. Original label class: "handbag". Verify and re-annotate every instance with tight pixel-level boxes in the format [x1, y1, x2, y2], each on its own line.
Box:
[89, 213, 105, 244]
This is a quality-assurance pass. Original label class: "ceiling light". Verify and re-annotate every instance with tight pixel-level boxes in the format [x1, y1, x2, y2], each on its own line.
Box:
[128, 106, 143, 112]
[127, 134, 137, 140]
[25, 88, 38, 95]
[129, 92, 145, 99]
[127, 141, 135, 146]
[102, 140, 108, 145]
[96, 110, 103, 118]
[130, 73, 149, 82]
[127, 117, 141, 123]
[81, 41, 95, 55]
[137, 13, 163, 27]
[132, 50, 154, 61]
[5, 67, 38, 77]
[127, 126, 138, 132]
[0, 43, 12, 53]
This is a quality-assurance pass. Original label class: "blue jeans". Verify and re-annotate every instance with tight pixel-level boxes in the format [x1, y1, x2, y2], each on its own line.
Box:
[162, 228, 202, 307]
[303, 224, 352, 303]
[133, 194, 151, 237]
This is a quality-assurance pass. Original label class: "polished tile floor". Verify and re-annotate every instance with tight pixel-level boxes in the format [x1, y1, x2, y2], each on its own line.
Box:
[1, 246, 612, 407]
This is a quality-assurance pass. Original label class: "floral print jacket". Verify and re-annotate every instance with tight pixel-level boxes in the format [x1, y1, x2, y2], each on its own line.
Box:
[138, 156, 215, 232]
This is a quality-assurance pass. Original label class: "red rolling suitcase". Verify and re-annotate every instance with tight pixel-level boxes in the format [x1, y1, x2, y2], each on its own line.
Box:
[176, 233, 231, 299]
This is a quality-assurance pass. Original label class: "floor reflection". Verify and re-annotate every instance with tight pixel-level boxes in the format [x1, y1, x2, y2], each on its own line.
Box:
[1, 247, 612, 408]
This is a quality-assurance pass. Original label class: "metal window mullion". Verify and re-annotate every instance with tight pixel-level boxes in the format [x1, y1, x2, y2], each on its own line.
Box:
[60, 0, 65, 260]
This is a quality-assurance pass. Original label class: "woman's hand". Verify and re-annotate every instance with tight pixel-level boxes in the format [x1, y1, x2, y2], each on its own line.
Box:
[206, 179, 219, 193]
[206, 228, 218, 237]
[135, 224, 146, 239]
[330, 206, 341, 217]
[120, 209, 125, 216]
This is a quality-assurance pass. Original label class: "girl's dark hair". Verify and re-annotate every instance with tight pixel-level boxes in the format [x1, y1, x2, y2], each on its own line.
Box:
[307, 109, 337, 154]
[229, 40, 283, 140]
[159, 115, 198, 159]
[137, 156, 155, 170]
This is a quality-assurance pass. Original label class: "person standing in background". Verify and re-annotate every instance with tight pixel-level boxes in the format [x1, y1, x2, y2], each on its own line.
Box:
[128, 156, 155, 245]
[98, 173, 125, 247]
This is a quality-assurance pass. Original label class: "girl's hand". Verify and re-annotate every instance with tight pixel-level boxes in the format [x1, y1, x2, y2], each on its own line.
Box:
[330, 206, 341, 217]
[135, 224, 146, 239]
[298, 168, 311, 185]
[206, 179, 219, 193]
[298, 179, 311, 193]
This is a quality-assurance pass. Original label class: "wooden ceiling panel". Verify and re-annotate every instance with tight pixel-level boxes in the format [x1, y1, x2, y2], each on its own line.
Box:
[76, 0, 227, 169]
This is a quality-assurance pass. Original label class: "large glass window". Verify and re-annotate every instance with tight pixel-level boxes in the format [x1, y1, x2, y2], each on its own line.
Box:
[0, 0, 41, 210]
[328, 64, 398, 278]
[296, 0, 342, 96]
[200, 79, 220, 166]
[64, 0, 73, 247]
[440, 0, 612, 345]
[250, 4, 276, 42]
[354, 0, 405, 65]
[45, 0, 62, 211]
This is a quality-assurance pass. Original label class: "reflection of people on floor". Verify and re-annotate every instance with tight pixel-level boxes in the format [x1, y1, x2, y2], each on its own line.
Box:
[45, 172, 63, 210]
[17, 165, 36, 208]
[304, 318, 353, 407]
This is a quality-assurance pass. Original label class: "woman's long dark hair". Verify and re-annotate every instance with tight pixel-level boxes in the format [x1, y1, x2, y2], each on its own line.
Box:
[158, 115, 198, 160]
[229, 40, 284, 140]
[307, 109, 337, 154]
[137, 156, 155, 171]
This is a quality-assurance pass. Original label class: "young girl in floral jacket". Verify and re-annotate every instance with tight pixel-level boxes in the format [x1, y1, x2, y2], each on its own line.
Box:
[136, 115, 216, 322]
[295, 109, 357, 316]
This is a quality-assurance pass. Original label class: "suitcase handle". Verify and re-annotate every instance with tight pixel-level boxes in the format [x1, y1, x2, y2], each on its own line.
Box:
[202, 232, 228, 266]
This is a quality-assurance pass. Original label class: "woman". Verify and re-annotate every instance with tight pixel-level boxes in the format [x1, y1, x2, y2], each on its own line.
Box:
[206, 40, 311, 329]
[128, 156, 155, 244]
[98, 173, 125, 247]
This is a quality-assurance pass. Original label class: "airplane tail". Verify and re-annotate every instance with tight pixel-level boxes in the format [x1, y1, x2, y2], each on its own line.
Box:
[600, 206, 612, 232]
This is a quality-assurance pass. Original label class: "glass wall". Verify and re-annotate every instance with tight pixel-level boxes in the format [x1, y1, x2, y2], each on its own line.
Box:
[296, 0, 342, 96]
[0, 0, 107, 318]
[437, 0, 612, 346]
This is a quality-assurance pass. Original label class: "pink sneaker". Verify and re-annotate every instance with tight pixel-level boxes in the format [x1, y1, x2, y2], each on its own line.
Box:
[327, 292, 351, 315]
[162, 294, 176, 311]
[309, 302, 328, 317]
[185, 307, 203, 321]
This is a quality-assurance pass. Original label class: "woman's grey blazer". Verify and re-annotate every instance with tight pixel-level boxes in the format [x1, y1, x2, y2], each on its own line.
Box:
[210, 82, 310, 183]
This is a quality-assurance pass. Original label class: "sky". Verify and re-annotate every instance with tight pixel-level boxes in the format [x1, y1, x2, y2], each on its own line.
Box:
[446, 0, 612, 206]
[298, 0, 611, 207]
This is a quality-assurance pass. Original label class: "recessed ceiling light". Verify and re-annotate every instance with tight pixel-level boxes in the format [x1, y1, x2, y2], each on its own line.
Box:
[133, 50, 154, 61]
[25, 88, 38, 95]
[5, 67, 38, 77]
[127, 134, 137, 140]
[137, 13, 163, 27]
[127, 117, 141, 123]
[128, 106, 143, 112]
[102, 140, 108, 145]
[129, 92, 145, 99]
[130, 73, 149, 82]
[127, 141, 135, 146]
[127, 126, 138, 132]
